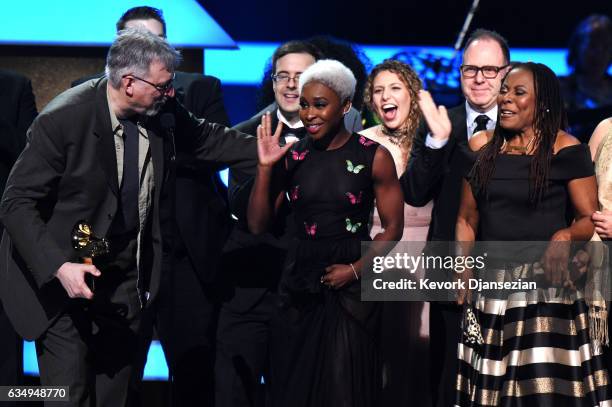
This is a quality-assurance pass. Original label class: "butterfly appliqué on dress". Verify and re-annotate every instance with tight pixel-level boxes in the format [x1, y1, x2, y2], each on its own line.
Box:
[304, 222, 317, 237]
[345, 218, 362, 233]
[345, 191, 363, 205]
[359, 135, 376, 147]
[291, 150, 309, 161]
[290, 185, 300, 201]
[345, 160, 365, 174]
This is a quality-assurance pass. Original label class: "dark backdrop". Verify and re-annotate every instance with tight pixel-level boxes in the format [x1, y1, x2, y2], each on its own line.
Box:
[201, 0, 611, 47]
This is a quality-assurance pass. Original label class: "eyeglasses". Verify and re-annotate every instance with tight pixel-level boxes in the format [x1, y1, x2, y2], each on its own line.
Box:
[271, 73, 301, 84]
[460, 65, 508, 79]
[124, 72, 175, 93]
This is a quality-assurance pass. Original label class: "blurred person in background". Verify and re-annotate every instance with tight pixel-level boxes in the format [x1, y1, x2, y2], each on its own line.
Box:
[561, 14, 612, 142]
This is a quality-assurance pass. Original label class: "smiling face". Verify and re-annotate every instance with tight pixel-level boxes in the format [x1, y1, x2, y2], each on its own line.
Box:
[498, 67, 536, 133]
[461, 38, 508, 113]
[299, 81, 349, 140]
[273, 52, 316, 121]
[371, 70, 412, 131]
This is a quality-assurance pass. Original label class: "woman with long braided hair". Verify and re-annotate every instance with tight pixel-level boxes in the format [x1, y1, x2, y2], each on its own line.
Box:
[451, 62, 612, 405]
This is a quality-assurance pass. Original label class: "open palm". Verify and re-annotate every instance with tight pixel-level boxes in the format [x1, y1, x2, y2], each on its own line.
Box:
[257, 112, 295, 166]
[418, 90, 451, 141]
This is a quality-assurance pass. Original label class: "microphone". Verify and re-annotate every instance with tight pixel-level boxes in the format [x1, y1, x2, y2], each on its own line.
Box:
[160, 112, 175, 132]
[160, 113, 176, 161]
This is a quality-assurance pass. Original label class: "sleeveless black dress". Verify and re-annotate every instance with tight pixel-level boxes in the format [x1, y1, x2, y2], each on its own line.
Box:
[268, 133, 382, 407]
[456, 144, 612, 406]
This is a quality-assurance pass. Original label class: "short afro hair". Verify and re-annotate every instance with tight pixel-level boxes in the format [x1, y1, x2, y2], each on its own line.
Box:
[298, 59, 356, 103]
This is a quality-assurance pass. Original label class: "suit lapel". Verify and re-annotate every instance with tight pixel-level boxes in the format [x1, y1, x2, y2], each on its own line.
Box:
[451, 105, 468, 147]
[440, 105, 468, 165]
[93, 79, 119, 196]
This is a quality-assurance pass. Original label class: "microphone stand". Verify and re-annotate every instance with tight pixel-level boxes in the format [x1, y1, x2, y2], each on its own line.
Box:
[451, 0, 481, 62]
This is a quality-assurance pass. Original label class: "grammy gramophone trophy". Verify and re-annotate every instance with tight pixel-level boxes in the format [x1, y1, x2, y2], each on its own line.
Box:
[71, 220, 110, 291]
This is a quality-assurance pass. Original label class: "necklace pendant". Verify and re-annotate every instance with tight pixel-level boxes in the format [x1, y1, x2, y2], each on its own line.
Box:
[508, 145, 528, 153]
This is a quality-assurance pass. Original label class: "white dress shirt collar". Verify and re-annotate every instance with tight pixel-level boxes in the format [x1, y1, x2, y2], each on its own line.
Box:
[276, 109, 303, 129]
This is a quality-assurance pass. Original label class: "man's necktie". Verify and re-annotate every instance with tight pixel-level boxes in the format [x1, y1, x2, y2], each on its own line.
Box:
[118, 118, 140, 233]
[473, 114, 490, 134]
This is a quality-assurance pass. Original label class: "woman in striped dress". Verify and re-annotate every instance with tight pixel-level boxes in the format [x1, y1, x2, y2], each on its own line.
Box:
[451, 62, 611, 405]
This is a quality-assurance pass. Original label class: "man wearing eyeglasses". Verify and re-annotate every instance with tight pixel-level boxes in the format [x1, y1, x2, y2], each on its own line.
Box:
[400, 29, 510, 407]
[237, 41, 323, 141]
[105, 7, 232, 407]
[71, 10, 232, 405]
[0, 29, 255, 407]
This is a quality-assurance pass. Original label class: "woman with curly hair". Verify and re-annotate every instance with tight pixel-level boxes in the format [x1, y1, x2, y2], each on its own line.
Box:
[361, 59, 432, 241]
[360, 59, 433, 405]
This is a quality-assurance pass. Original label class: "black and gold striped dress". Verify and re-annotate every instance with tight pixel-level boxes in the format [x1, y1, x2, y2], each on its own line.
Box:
[456, 144, 612, 406]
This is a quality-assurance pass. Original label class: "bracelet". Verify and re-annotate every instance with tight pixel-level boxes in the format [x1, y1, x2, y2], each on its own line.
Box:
[349, 263, 359, 280]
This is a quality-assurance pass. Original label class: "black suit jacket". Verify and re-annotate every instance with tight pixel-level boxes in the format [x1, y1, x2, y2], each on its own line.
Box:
[0, 70, 37, 193]
[221, 109, 301, 313]
[400, 104, 470, 241]
[0, 78, 256, 340]
[74, 71, 232, 284]
[169, 72, 232, 284]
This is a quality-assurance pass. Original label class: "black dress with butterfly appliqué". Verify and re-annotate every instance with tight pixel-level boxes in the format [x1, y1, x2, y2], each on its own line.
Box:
[268, 133, 382, 407]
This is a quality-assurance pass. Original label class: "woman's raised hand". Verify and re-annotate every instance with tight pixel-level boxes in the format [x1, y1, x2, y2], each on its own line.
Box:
[257, 112, 295, 167]
[418, 90, 451, 141]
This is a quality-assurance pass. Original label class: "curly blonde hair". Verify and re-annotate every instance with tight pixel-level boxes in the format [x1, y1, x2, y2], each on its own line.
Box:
[363, 59, 422, 151]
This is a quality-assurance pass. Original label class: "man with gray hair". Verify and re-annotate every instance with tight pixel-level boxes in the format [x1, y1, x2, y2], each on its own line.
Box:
[75, 7, 233, 405]
[0, 29, 255, 406]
